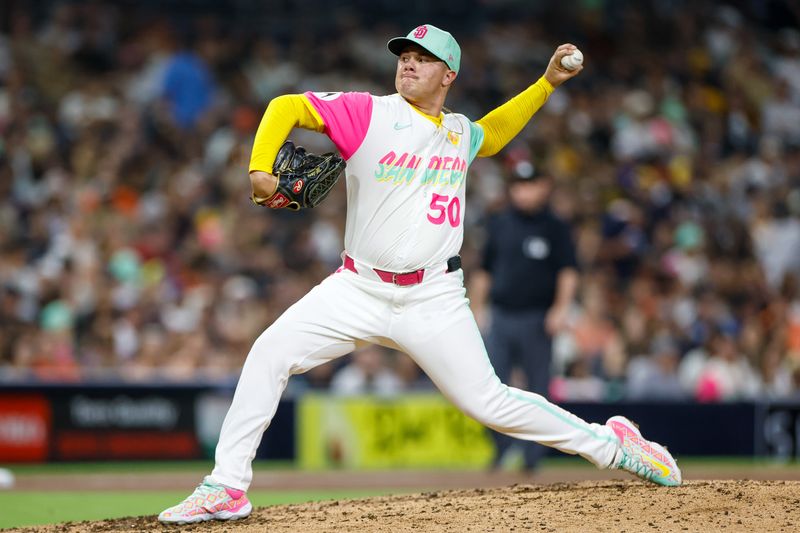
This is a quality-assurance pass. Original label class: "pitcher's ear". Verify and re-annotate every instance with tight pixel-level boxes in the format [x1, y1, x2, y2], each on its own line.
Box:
[442, 69, 457, 87]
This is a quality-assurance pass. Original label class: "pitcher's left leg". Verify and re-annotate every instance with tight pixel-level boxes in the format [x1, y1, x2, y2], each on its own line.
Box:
[394, 283, 618, 469]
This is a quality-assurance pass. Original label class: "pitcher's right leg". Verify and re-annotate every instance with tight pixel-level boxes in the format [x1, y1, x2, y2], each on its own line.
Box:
[210, 318, 355, 492]
[211, 272, 388, 491]
[160, 271, 389, 524]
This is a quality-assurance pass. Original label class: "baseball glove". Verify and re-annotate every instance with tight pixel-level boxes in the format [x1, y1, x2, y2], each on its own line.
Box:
[253, 141, 345, 211]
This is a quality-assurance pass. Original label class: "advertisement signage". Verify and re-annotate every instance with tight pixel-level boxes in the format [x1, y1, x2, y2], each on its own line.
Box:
[298, 394, 493, 469]
[0, 394, 51, 462]
[49, 390, 199, 460]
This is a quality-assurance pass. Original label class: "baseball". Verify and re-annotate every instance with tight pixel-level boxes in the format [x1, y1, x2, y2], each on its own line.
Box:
[560, 49, 583, 70]
[0, 468, 15, 490]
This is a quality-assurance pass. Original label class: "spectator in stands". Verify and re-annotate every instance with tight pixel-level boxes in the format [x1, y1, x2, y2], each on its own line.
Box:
[330, 345, 403, 396]
[549, 359, 606, 402]
[394, 353, 434, 392]
[750, 199, 800, 290]
[691, 330, 761, 402]
[569, 277, 623, 377]
[626, 334, 686, 400]
[758, 340, 795, 399]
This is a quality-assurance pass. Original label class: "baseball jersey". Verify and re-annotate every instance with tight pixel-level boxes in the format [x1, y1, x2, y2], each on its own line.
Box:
[305, 91, 484, 272]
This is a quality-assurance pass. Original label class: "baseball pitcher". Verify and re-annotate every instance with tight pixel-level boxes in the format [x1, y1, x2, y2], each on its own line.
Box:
[159, 24, 681, 525]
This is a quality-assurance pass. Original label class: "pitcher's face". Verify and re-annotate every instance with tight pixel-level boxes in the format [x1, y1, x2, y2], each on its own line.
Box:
[395, 45, 454, 103]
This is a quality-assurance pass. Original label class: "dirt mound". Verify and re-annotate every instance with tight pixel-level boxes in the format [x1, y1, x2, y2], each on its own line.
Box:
[9, 480, 800, 533]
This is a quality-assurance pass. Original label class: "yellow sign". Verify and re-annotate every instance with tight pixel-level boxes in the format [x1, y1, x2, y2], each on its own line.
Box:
[298, 394, 494, 469]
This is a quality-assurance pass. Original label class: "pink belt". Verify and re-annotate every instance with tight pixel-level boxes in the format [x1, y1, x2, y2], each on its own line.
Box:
[343, 255, 425, 286]
[342, 255, 462, 286]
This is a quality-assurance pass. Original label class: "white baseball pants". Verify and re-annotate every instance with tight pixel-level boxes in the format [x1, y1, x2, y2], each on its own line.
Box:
[211, 259, 620, 491]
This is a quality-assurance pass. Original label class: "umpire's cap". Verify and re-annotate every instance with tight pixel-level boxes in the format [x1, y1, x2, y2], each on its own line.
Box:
[387, 24, 461, 74]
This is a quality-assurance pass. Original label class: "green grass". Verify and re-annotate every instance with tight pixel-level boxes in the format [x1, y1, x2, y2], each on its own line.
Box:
[0, 489, 399, 529]
[4, 460, 294, 475]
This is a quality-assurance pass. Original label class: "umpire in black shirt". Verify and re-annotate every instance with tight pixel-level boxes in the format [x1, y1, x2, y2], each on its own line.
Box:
[471, 165, 579, 472]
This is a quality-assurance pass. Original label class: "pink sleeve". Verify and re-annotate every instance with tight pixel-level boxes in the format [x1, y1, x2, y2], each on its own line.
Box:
[304, 91, 373, 159]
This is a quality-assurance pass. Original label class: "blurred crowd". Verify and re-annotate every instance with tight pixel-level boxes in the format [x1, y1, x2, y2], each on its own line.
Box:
[1, 0, 800, 403]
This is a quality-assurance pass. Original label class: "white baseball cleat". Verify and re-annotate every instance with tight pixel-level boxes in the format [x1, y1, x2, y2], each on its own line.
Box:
[607, 416, 682, 487]
[158, 476, 252, 524]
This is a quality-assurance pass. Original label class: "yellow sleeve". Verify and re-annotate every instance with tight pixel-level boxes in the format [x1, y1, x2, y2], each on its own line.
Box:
[475, 76, 554, 158]
[249, 94, 325, 173]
